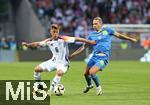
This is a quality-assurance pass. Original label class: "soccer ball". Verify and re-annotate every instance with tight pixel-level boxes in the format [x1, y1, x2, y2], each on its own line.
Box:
[54, 84, 65, 96]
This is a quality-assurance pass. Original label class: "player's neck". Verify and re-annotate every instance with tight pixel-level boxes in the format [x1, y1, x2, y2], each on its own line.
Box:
[96, 28, 101, 32]
[51, 36, 59, 40]
[96, 27, 102, 32]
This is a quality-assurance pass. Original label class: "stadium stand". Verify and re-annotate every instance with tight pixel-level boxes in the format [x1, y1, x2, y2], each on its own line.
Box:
[30, 0, 150, 33]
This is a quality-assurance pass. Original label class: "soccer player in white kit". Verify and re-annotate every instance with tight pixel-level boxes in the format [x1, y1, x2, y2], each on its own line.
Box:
[22, 24, 95, 95]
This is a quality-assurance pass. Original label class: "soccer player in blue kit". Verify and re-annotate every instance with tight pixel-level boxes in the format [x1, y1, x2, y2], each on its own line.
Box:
[70, 17, 137, 95]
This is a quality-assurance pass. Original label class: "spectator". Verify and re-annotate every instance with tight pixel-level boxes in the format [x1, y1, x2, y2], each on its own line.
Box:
[0, 36, 17, 50]
[7, 37, 17, 50]
[0, 37, 9, 49]
[142, 37, 150, 50]
[120, 41, 128, 50]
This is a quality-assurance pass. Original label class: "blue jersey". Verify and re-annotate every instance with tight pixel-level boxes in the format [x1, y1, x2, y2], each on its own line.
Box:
[88, 27, 115, 58]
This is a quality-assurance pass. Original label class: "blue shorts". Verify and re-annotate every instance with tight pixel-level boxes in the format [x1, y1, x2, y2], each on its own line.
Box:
[87, 55, 109, 70]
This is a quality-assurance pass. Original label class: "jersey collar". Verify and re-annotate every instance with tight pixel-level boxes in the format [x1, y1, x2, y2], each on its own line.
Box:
[97, 27, 104, 33]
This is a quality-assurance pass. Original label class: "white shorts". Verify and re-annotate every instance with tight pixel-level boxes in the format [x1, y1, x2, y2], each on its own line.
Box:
[39, 59, 69, 73]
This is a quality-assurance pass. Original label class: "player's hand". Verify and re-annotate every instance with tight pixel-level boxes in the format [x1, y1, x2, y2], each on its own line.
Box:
[68, 55, 73, 60]
[22, 42, 29, 47]
[131, 38, 138, 43]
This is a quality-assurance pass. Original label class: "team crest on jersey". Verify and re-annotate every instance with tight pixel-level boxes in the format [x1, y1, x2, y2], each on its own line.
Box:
[102, 30, 108, 35]
[100, 60, 105, 66]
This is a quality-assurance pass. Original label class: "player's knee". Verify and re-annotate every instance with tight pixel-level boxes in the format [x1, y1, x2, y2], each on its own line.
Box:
[34, 66, 43, 72]
[84, 70, 89, 76]
[57, 70, 64, 76]
[89, 70, 94, 75]
[34, 66, 38, 72]
[84, 72, 89, 77]
[89, 70, 99, 75]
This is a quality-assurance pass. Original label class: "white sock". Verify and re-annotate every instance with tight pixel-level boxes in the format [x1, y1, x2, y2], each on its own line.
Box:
[96, 85, 102, 91]
[33, 72, 42, 90]
[50, 75, 61, 91]
[34, 72, 41, 80]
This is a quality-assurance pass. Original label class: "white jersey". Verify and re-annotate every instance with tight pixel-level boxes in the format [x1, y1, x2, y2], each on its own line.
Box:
[39, 37, 74, 65]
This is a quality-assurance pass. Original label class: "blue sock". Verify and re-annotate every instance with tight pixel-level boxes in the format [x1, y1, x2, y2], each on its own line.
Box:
[91, 75, 100, 87]
[85, 75, 92, 86]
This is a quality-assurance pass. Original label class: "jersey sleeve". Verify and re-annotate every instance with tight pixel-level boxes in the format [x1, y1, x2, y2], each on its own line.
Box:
[87, 32, 93, 40]
[38, 39, 49, 47]
[87, 36, 92, 40]
[60, 36, 75, 43]
[106, 27, 115, 36]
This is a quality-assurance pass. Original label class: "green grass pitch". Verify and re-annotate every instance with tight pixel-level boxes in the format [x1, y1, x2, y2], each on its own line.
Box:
[0, 61, 150, 105]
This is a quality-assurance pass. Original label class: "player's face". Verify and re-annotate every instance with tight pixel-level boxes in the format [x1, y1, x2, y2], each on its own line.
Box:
[50, 28, 59, 38]
[93, 19, 102, 31]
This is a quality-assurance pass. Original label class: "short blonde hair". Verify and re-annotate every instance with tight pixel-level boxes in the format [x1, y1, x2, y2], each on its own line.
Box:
[48, 23, 60, 31]
[93, 17, 103, 24]
[51, 24, 60, 30]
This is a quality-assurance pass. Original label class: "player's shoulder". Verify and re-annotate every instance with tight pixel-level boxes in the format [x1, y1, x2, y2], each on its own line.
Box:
[58, 35, 66, 41]
[89, 31, 97, 35]
[58, 35, 66, 39]
[87, 31, 96, 40]
[42, 38, 51, 43]
[102, 26, 115, 35]
[102, 26, 113, 31]
[89, 31, 98, 37]
[59, 35, 76, 43]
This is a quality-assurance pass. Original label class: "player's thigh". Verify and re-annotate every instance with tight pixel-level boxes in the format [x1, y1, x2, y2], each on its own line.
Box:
[38, 60, 56, 72]
[87, 58, 95, 69]
[56, 64, 69, 76]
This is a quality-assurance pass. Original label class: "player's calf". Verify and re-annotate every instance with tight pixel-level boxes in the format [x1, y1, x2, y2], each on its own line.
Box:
[33, 65, 45, 95]
[49, 70, 65, 95]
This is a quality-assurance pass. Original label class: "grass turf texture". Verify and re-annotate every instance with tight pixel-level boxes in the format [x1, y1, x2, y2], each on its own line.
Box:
[0, 61, 150, 105]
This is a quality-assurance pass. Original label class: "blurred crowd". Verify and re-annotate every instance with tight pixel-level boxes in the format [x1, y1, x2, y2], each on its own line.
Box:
[30, 0, 150, 34]
[0, 37, 16, 50]
[1, 0, 149, 51]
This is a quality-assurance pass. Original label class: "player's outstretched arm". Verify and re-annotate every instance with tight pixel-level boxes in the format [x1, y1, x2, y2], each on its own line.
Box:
[69, 44, 88, 59]
[22, 38, 49, 48]
[114, 32, 137, 42]
[22, 42, 41, 48]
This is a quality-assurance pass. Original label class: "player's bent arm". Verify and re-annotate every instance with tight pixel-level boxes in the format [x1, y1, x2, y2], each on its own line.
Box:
[69, 44, 88, 59]
[114, 32, 137, 42]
